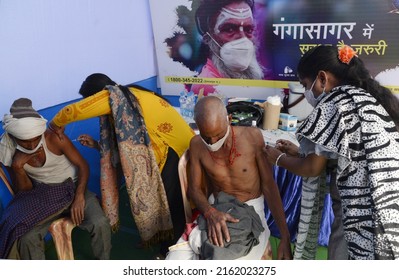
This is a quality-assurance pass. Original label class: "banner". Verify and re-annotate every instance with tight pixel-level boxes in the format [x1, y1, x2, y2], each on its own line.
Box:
[149, 0, 399, 99]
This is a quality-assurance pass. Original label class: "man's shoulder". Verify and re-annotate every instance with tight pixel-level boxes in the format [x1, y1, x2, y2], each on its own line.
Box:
[190, 134, 213, 153]
[189, 134, 203, 147]
[234, 125, 261, 137]
[44, 130, 58, 142]
[44, 130, 67, 151]
[233, 126, 263, 146]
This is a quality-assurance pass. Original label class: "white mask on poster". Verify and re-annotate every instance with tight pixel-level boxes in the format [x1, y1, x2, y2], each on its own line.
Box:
[220, 37, 254, 71]
[207, 33, 254, 72]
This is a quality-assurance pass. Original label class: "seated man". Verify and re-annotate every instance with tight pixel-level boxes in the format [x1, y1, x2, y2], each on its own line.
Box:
[0, 98, 111, 259]
[166, 96, 292, 260]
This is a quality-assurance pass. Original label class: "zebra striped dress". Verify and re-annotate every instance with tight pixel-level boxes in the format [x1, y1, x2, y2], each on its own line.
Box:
[296, 85, 399, 260]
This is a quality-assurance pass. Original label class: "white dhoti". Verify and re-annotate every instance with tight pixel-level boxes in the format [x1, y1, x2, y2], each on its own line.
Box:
[166, 194, 270, 260]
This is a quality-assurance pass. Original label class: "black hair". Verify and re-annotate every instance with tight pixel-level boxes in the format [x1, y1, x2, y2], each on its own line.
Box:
[297, 45, 399, 128]
[79, 73, 117, 98]
[79, 73, 170, 104]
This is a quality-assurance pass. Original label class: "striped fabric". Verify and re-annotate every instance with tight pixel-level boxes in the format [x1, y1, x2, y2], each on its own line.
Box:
[297, 85, 399, 259]
[293, 175, 327, 259]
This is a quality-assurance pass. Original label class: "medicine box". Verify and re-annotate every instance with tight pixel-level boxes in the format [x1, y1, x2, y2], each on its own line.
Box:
[278, 113, 297, 131]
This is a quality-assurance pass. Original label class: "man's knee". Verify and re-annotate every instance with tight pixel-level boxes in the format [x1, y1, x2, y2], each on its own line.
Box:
[95, 215, 111, 231]
[84, 213, 110, 233]
[18, 230, 45, 259]
[19, 229, 43, 245]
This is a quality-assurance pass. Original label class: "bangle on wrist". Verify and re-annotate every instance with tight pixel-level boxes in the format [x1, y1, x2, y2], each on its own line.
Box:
[275, 153, 286, 166]
[204, 207, 216, 219]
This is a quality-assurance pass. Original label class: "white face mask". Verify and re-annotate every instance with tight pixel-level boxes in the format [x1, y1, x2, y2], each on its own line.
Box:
[220, 37, 254, 71]
[304, 79, 326, 107]
[207, 33, 254, 72]
[201, 125, 230, 152]
[16, 135, 44, 154]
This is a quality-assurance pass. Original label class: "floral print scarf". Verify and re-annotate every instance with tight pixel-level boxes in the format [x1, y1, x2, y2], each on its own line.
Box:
[99, 85, 173, 246]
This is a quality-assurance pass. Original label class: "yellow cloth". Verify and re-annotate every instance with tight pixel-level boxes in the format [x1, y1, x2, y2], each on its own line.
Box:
[52, 87, 194, 171]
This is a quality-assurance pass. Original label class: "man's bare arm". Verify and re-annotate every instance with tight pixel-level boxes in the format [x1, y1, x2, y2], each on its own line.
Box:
[10, 149, 42, 192]
[51, 132, 89, 225]
[187, 137, 212, 215]
[187, 136, 238, 247]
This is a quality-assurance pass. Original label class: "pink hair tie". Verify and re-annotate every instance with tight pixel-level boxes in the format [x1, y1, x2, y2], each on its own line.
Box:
[338, 45, 358, 64]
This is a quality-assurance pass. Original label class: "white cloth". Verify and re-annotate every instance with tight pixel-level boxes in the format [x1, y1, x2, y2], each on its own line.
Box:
[2, 114, 47, 140]
[0, 114, 47, 166]
[166, 194, 270, 260]
[0, 132, 17, 166]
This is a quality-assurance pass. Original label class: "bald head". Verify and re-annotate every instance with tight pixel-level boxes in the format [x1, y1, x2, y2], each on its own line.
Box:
[194, 96, 227, 127]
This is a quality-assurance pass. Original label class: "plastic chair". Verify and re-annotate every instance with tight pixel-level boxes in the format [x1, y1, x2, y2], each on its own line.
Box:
[47, 217, 76, 260]
[0, 164, 76, 260]
[177, 149, 193, 223]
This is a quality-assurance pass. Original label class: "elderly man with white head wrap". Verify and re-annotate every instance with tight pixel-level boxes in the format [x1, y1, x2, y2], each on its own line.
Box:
[0, 98, 111, 259]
